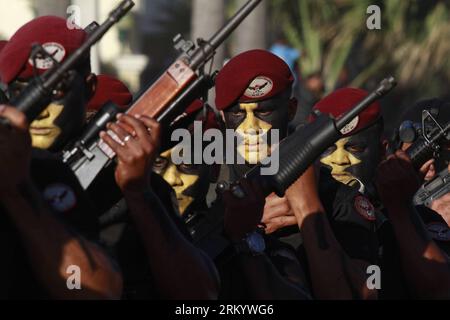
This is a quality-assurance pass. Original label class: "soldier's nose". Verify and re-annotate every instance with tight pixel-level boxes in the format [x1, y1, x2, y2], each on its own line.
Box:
[164, 165, 183, 187]
[36, 109, 50, 120]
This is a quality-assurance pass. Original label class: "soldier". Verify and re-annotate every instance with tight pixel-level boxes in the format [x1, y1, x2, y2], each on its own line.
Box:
[0, 105, 123, 299]
[0, 17, 97, 152]
[313, 89, 450, 299]
[206, 50, 380, 299]
[0, 16, 123, 299]
[392, 98, 450, 226]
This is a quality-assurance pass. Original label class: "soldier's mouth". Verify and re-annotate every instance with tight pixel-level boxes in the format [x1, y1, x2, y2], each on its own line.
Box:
[30, 127, 53, 135]
[246, 143, 264, 152]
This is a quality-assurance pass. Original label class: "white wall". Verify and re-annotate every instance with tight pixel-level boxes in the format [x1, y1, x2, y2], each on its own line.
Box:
[0, 0, 142, 70]
[0, 0, 34, 39]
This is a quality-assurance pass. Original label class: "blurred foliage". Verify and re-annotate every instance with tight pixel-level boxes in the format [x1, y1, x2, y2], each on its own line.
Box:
[269, 0, 450, 95]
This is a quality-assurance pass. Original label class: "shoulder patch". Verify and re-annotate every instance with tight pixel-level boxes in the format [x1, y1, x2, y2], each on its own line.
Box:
[354, 195, 376, 221]
[43, 183, 77, 213]
[244, 76, 274, 99]
[28, 42, 66, 70]
[427, 222, 450, 242]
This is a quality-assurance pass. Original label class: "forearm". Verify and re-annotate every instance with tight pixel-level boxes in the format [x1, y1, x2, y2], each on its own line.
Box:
[234, 253, 311, 299]
[300, 211, 374, 299]
[1, 182, 122, 299]
[124, 189, 220, 299]
[387, 203, 450, 299]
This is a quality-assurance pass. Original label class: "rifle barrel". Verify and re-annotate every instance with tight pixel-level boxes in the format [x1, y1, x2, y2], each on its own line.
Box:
[189, 0, 262, 70]
[44, 0, 134, 90]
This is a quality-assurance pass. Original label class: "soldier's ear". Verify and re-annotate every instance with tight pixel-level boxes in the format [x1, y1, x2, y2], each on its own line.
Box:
[85, 73, 97, 100]
[288, 98, 298, 122]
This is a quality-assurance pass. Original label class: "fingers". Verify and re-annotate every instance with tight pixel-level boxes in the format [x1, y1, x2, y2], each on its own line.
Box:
[136, 115, 161, 148]
[394, 150, 411, 162]
[420, 159, 436, 181]
[117, 114, 149, 140]
[262, 201, 292, 221]
[102, 114, 161, 161]
[0, 105, 28, 131]
[100, 131, 126, 157]
[419, 159, 435, 174]
[264, 216, 298, 234]
[265, 193, 288, 207]
[136, 115, 160, 135]
[107, 122, 130, 143]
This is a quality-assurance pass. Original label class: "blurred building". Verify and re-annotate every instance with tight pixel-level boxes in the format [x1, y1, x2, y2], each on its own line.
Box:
[0, 0, 270, 94]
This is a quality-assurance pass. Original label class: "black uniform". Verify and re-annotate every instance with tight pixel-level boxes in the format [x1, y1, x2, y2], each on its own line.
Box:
[0, 149, 98, 299]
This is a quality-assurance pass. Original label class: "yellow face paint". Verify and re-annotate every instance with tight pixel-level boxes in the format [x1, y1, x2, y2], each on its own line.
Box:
[320, 137, 362, 186]
[158, 149, 200, 215]
[29, 104, 64, 150]
[236, 103, 273, 164]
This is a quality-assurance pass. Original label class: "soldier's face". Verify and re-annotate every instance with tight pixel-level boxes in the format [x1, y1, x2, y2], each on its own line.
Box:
[320, 125, 382, 188]
[8, 73, 88, 151]
[29, 103, 64, 150]
[153, 148, 209, 215]
[222, 94, 291, 164]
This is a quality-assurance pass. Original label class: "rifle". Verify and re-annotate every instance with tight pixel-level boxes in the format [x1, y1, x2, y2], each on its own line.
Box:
[64, 0, 263, 190]
[221, 77, 397, 199]
[406, 110, 450, 169]
[0, 0, 134, 124]
[413, 168, 450, 207]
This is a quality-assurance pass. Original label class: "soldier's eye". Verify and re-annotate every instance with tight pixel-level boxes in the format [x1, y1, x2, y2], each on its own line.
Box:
[347, 145, 365, 153]
[322, 146, 336, 156]
[257, 110, 272, 117]
[153, 157, 168, 170]
[231, 110, 245, 116]
[179, 163, 198, 173]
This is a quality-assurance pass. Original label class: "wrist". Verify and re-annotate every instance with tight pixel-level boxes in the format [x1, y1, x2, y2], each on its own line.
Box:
[289, 198, 324, 218]
[122, 180, 151, 197]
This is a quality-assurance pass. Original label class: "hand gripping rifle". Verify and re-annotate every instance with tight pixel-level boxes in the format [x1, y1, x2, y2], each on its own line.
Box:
[407, 110, 450, 207]
[0, 0, 134, 125]
[63, 0, 263, 190]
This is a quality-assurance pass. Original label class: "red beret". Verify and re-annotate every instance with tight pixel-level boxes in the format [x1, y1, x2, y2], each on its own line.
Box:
[215, 49, 294, 110]
[0, 41, 8, 53]
[0, 16, 87, 84]
[87, 75, 132, 111]
[311, 88, 381, 136]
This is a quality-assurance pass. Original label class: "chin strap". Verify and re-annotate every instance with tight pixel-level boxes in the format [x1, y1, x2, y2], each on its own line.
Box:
[348, 177, 366, 194]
